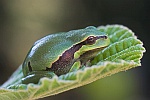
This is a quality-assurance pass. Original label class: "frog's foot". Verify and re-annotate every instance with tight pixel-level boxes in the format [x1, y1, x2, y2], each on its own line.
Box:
[22, 71, 56, 84]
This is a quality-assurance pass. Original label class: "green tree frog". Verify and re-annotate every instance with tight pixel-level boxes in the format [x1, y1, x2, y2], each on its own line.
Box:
[22, 26, 110, 84]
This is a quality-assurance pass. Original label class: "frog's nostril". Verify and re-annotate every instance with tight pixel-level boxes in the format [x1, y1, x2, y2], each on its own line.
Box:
[97, 35, 107, 39]
[103, 36, 107, 39]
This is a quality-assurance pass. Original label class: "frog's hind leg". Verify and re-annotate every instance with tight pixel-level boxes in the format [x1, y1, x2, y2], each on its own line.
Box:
[22, 71, 56, 84]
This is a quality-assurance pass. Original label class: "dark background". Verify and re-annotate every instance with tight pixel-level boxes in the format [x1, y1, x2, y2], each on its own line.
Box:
[0, 0, 149, 100]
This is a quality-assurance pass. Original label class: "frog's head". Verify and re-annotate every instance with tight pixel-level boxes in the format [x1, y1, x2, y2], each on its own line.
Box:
[74, 26, 110, 59]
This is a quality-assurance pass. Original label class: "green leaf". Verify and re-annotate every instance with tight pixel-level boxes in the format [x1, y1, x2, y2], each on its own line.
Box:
[0, 25, 145, 100]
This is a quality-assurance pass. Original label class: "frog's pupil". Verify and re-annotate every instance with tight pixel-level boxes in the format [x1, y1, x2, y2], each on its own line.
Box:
[28, 62, 32, 72]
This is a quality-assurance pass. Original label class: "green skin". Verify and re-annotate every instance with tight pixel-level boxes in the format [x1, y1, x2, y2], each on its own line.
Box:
[22, 26, 110, 84]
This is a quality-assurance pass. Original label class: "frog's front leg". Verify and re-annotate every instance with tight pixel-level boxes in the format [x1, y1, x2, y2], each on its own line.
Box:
[69, 61, 81, 72]
[21, 71, 56, 84]
[79, 47, 106, 67]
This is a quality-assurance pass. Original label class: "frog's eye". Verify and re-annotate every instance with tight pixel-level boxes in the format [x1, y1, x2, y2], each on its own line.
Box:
[85, 36, 96, 45]
[28, 61, 32, 72]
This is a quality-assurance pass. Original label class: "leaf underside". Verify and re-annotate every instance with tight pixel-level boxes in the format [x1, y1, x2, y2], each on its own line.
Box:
[0, 25, 145, 100]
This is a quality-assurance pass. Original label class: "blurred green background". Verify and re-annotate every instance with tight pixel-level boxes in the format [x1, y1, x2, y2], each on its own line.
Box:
[0, 0, 149, 100]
